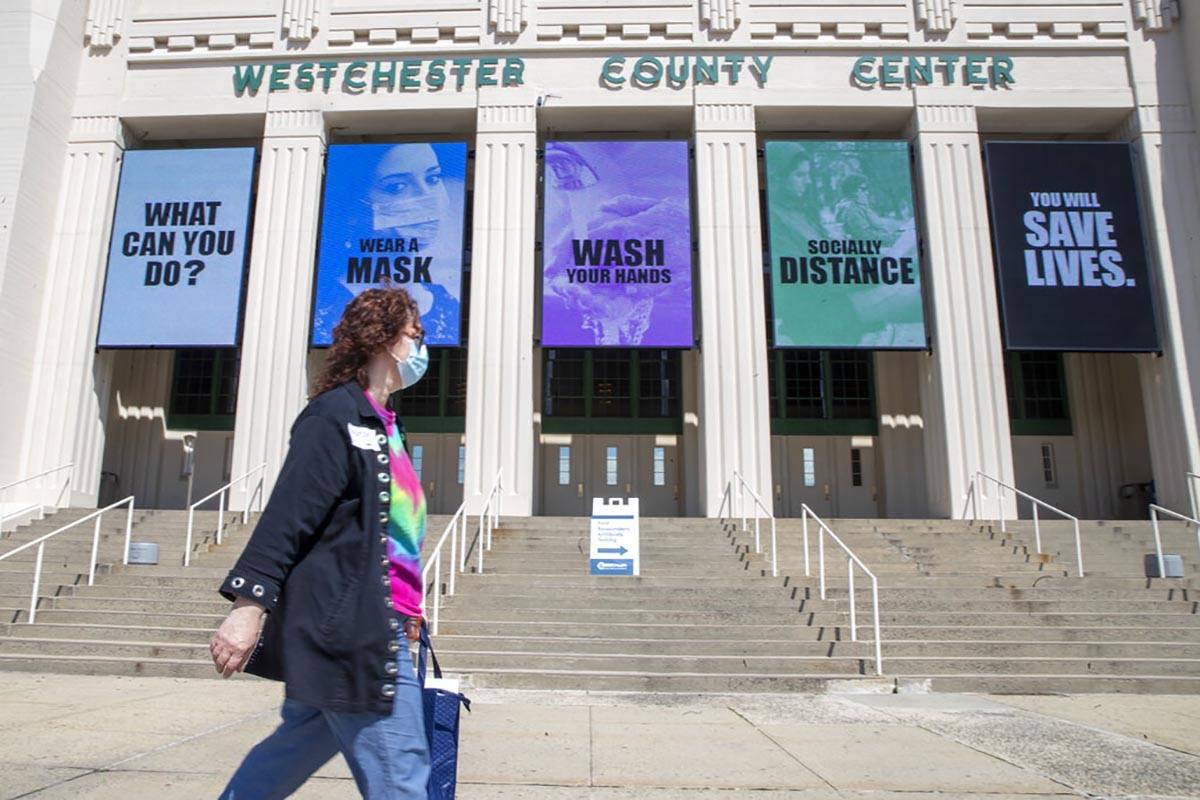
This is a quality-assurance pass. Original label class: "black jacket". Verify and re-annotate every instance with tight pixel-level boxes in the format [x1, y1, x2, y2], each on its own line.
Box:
[219, 381, 413, 714]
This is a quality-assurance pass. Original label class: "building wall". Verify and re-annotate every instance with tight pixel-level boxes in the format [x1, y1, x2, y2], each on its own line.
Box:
[1, 0, 1198, 519]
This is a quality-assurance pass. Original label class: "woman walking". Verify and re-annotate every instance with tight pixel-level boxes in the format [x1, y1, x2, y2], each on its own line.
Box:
[211, 287, 432, 799]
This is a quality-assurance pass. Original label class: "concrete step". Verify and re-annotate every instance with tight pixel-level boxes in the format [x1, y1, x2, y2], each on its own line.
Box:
[882, 656, 1200, 676]
[456, 668, 881, 693]
[437, 651, 868, 675]
[922, 674, 1200, 693]
[880, 624, 1200, 642]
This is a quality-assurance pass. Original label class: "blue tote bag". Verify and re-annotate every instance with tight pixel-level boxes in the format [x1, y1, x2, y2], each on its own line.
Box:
[419, 625, 471, 799]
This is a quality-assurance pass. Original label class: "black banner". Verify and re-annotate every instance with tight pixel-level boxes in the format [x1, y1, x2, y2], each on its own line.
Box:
[985, 142, 1159, 352]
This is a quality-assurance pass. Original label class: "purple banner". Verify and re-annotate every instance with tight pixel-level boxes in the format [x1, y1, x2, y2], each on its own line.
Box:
[541, 141, 693, 347]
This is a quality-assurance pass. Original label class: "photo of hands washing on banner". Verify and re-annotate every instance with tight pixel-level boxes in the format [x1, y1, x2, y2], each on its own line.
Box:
[91, 139, 1158, 356]
[541, 140, 694, 348]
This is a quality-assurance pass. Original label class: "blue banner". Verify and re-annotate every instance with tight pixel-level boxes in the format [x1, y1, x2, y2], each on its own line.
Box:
[312, 143, 468, 346]
[97, 148, 256, 347]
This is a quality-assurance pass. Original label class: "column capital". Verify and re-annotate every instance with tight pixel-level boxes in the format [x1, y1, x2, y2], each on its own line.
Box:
[476, 90, 538, 134]
[906, 102, 978, 138]
[1120, 103, 1196, 139]
[263, 109, 327, 141]
[693, 93, 755, 134]
[68, 115, 126, 147]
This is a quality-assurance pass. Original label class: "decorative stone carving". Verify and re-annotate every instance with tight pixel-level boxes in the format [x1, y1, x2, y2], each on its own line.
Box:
[489, 0, 528, 36]
[86, 0, 125, 50]
[916, 0, 958, 35]
[283, 0, 320, 43]
[1133, 0, 1180, 32]
[701, 0, 742, 35]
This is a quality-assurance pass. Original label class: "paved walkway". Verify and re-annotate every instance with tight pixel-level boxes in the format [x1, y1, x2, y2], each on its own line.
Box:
[0, 673, 1197, 798]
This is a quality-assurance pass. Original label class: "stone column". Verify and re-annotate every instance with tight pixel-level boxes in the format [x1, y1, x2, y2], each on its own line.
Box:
[693, 94, 773, 517]
[874, 351, 929, 518]
[462, 92, 538, 516]
[19, 115, 125, 507]
[1125, 102, 1200, 510]
[229, 110, 326, 508]
[907, 101, 1016, 518]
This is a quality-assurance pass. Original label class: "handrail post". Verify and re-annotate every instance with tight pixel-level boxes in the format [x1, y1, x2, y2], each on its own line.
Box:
[847, 558, 857, 642]
[1072, 517, 1084, 577]
[185, 506, 195, 568]
[122, 504, 132, 565]
[29, 543, 45, 624]
[973, 472, 981, 520]
[88, 515, 102, 586]
[871, 575, 882, 675]
[818, 528, 826, 600]
[432, 550, 442, 636]
[1032, 502, 1042, 554]
[217, 490, 227, 546]
[770, 516, 778, 578]
[802, 507, 810, 577]
[754, 513, 761, 555]
[449, 511, 458, 596]
[997, 479, 1005, 533]
[1151, 507, 1166, 579]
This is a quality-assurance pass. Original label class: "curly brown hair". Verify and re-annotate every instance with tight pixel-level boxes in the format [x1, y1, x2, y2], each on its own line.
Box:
[312, 287, 422, 397]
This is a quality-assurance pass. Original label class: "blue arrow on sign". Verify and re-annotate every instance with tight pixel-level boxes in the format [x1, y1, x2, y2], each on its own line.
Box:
[598, 546, 628, 555]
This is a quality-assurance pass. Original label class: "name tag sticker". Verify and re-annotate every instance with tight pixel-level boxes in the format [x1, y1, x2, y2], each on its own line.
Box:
[347, 423, 381, 451]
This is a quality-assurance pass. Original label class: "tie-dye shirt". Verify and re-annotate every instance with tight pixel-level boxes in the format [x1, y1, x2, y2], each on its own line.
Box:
[364, 391, 426, 618]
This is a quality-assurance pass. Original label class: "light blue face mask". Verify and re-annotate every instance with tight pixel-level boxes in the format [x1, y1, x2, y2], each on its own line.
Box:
[395, 336, 429, 389]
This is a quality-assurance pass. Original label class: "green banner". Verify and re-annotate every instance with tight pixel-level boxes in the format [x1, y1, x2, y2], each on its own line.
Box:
[765, 141, 927, 349]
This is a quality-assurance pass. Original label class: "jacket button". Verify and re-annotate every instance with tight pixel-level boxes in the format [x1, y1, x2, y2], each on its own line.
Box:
[389, 639, 401, 652]
[390, 618, 400, 631]
[378, 491, 389, 503]
[385, 661, 398, 675]
[379, 535, 388, 546]
[378, 512, 389, 524]
[380, 556, 389, 567]
[380, 575, 389, 586]
[381, 683, 396, 698]
[377, 453, 389, 465]
[377, 472, 389, 484]
[376, 433, 387, 445]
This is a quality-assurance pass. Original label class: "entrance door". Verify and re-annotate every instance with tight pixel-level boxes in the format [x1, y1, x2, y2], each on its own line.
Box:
[637, 437, 680, 516]
[588, 436, 635, 502]
[406, 434, 465, 515]
[541, 440, 589, 516]
[832, 439, 877, 517]
[773, 437, 835, 517]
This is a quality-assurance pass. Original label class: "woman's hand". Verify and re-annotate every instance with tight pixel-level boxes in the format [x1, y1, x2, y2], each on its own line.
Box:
[211, 598, 266, 678]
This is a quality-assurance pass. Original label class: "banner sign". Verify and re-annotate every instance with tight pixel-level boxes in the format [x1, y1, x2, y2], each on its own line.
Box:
[541, 141, 693, 347]
[765, 140, 926, 349]
[985, 142, 1159, 351]
[312, 143, 468, 346]
[97, 148, 256, 348]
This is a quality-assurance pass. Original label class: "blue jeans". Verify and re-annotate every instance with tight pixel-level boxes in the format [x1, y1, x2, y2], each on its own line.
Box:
[220, 639, 430, 799]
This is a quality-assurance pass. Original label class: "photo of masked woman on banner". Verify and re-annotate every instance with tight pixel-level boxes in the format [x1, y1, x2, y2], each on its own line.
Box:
[312, 142, 467, 346]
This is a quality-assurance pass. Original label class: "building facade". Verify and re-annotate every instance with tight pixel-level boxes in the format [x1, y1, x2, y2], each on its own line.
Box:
[1, 0, 1197, 521]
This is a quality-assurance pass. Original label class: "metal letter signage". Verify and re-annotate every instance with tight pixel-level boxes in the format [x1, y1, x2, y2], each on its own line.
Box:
[985, 142, 1159, 352]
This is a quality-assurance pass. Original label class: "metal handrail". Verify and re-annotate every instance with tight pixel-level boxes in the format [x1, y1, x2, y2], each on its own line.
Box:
[183, 463, 266, 567]
[1187, 472, 1200, 523]
[800, 504, 883, 675]
[0, 495, 135, 623]
[718, 470, 778, 577]
[420, 468, 502, 635]
[0, 463, 74, 530]
[475, 470, 503, 574]
[422, 504, 469, 636]
[970, 471, 1084, 577]
[1148, 504, 1200, 578]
